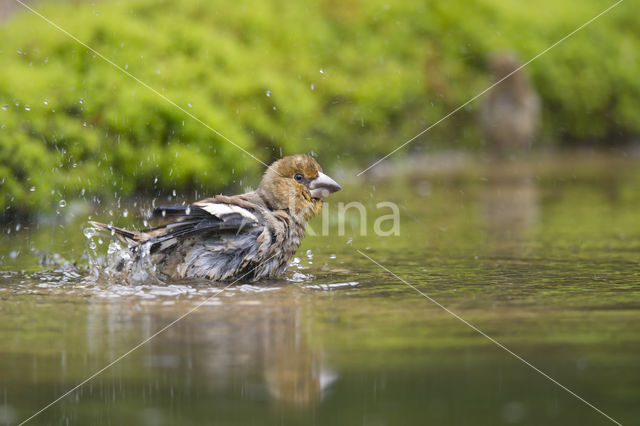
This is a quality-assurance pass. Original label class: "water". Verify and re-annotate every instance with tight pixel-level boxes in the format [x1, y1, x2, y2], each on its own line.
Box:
[0, 151, 639, 425]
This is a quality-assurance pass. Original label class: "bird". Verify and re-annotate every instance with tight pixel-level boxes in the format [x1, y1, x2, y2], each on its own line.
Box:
[90, 154, 341, 282]
[480, 52, 541, 155]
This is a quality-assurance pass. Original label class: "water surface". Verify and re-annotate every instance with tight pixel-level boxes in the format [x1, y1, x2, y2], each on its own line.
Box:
[1, 152, 639, 425]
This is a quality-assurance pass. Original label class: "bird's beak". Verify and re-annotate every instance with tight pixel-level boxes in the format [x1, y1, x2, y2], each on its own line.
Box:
[309, 172, 341, 199]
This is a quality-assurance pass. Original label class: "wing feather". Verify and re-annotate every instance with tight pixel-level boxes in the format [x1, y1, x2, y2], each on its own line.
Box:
[146, 202, 260, 251]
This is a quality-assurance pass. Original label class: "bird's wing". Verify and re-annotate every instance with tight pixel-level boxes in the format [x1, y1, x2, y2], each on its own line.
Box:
[146, 202, 261, 251]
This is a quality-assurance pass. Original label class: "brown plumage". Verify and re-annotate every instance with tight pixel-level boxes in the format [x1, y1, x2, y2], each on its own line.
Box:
[91, 154, 341, 282]
[480, 53, 541, 154]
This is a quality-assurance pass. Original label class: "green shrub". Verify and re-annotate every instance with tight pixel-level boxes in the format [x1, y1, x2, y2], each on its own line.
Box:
[0, 0, 637, 216]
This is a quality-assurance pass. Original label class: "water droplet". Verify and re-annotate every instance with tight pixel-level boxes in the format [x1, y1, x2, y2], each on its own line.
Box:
[58, 200, 66, 208]
[310, 83, 315, 90]
[188, 102, 193, 108]
[125, 63, 129, 69]
[79, 98, 84, 104]
[266, 90, 271, 97]
[89, 241, 97, 250]
[185, 206, 191, 215]
[43, 99, 49, 105]
[346, 238, 353, 245]
[319, 68, 324, 74]
[84, 227, 96, 239]
[123, 209, 129, 218]
[29, 186, 36, 192]
[329, 254, 337, 259]
[24, 105, 31, 111]
[107, 241, 120, 255]
[2, 105, 8, 110]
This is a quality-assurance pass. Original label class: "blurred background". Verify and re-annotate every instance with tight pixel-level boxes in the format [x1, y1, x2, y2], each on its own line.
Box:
[0, 0, 638, 218]
[1, 1, 640, 425]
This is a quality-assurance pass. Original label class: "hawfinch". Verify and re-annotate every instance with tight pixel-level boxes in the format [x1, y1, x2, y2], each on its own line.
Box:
[91, 154, 341, 281]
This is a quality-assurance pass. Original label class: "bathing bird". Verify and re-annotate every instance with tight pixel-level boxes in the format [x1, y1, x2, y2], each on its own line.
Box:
[91, 154, 341, 282]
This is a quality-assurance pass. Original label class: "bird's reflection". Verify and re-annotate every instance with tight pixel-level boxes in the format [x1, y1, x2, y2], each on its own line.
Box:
[481, 160, 538, 256]
[85, 284, 336, 408]
[262, 303, 337, 406]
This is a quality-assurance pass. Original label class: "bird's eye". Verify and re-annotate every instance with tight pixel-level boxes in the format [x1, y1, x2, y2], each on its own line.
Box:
[294, 173, 304, 182]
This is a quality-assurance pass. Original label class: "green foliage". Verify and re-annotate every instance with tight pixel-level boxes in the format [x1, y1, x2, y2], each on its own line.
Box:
[0, 0, 637, 216]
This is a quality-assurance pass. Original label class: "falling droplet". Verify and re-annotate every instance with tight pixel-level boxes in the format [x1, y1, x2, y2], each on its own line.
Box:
[58, 200, 66, 208]
[83, 227, 96, 238]
[43, 99, 49, 105]
[185, 206, 191, 215]
[266, 90, 271, 97]
[188, 102, 193, 108]
[310, 83, 315, 90]
[2, 105, 8, 111]
[319, 68, 324, 74]
[24, 105, 31, 111]
[29, 186, 36, 192]
[123, 209, 129, 218]
[79, 98, 84, 104]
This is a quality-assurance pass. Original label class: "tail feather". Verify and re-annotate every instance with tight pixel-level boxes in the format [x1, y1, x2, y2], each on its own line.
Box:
[89, 221, 144, 245]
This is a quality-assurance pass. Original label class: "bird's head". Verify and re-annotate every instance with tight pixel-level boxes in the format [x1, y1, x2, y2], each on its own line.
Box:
[258, 154, 341, 221]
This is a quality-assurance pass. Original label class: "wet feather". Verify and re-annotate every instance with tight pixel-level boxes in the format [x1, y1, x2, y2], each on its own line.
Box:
[91, 154, 341, 282]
